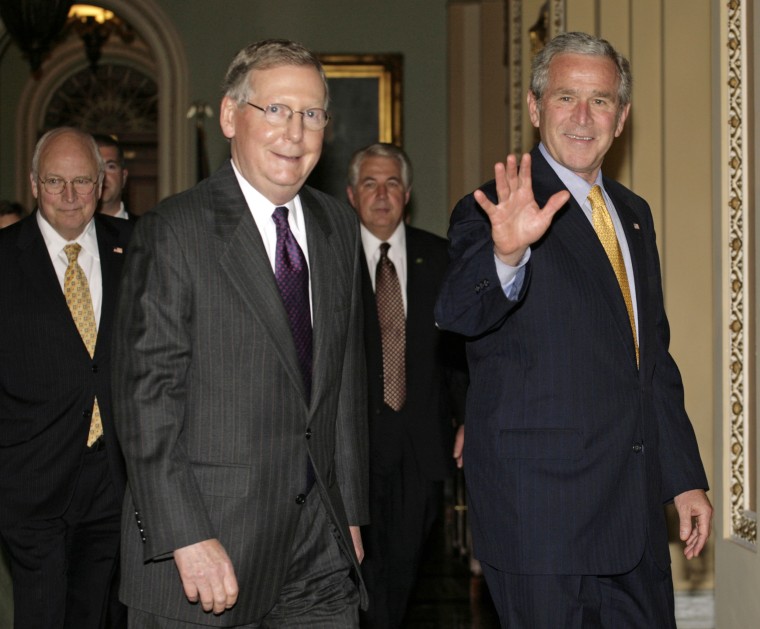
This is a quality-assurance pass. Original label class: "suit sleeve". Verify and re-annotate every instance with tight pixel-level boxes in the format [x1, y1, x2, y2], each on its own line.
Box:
[333, 226, 369, 525]
[112, 211, 215, 561]
[640, 208, 709, 501]
[434, 188, 527, 337]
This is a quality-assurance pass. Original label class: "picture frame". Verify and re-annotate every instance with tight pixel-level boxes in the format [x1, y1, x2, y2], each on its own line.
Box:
[306, 53, 403, 201]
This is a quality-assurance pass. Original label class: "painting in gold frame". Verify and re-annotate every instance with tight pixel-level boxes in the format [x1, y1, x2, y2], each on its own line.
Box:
[306, 53, 403, 201]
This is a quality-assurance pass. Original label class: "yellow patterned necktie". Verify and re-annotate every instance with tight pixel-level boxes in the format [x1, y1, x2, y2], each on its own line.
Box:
[63, 244, 102, 446]
[588, 185, 639, 366]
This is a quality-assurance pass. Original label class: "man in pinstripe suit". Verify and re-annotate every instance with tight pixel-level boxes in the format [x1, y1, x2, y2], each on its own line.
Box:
[434, 32, 712, 628]
[112, 40, 368, 627]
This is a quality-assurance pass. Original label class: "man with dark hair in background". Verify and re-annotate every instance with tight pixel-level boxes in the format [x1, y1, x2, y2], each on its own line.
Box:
[93, 134, 132, 220]
[0, 199, 25, 228]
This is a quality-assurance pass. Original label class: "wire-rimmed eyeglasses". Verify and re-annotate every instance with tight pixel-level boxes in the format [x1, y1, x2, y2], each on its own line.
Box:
[247, 102, 330, 131]
[39, 177, 97, 196]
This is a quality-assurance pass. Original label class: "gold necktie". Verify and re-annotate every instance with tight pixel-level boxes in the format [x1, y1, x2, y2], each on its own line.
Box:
[588, 185, 639, 366]
[64, 244, 102, 446]
[375, 243, 406, 411]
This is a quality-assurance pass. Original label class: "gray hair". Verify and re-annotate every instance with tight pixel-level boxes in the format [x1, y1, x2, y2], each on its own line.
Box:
[347, 143, 413, 189]
[530, 31, 632, 110]
[31, 127, 105, 182]
[221, 39, 329, 108]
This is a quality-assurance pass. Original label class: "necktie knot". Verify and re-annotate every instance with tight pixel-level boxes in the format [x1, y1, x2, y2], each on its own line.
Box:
[272, 205, 289, 228]
[64, 243, 82, 264]
[379, 242, 390, 258]
[588, 184, 605, 211]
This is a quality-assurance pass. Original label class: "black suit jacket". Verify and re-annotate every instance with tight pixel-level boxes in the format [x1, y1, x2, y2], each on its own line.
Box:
[112, 162, 368, 625]
[361, 225, 464, 480]
[0, 212, 131, 527]
[434, 147, 708, 576]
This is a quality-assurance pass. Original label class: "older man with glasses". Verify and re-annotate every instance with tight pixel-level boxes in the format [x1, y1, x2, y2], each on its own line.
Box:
[112, 39, 368, 628]
[0, 126, 132, 629]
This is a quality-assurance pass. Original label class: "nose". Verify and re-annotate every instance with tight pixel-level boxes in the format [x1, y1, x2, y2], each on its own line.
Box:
[376, 183, 388, 198]
[571, 100, 590, 125]
[62, 181, 78, 202]
[283, 112, 305, 142]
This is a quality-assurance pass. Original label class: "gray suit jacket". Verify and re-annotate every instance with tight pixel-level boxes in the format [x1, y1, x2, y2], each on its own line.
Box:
[112, 161, 368, 625]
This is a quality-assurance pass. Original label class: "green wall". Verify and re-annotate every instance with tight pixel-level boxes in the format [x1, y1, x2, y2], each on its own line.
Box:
[0, 0, 450, 235]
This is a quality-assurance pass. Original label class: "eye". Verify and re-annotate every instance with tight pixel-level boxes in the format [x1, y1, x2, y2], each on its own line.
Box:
[46, 177, 61, 185]
[73, 177, 91, 185]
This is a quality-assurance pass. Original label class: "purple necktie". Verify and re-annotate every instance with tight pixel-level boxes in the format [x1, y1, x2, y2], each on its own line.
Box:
[272, 206, 313, 398]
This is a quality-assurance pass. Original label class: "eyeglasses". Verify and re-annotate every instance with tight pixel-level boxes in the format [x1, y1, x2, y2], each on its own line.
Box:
[39, 177, 97, 195]
[247, 102, 330, 131]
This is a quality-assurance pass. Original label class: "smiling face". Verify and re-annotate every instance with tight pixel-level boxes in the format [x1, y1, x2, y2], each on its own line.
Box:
[220, 64, 326, 205]
[347, 155, 410, 241]
[31, 131, 102, 241]
[528, 53, 630, 184]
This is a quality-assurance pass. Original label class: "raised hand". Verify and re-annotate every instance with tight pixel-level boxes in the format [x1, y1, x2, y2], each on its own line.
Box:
[474, 153, 570, 266]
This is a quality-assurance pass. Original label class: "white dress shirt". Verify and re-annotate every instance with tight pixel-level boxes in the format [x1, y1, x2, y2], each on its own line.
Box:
[230, 159, 313, 319]
[37, 212, 103, 326]
[360, 221, 408, 315]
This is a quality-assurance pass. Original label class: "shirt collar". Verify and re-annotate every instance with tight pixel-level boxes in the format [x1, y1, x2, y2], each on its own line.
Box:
[36, 210, 99, 260]
[230, 158, 305, 231]
[538, 142, 604, 208]
[360, 221, 406, 257]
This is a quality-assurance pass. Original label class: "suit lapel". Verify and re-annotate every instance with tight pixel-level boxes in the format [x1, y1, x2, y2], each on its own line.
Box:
[532, 150, 638, 366]
[300, 187, 338, 410]
[212, 163, 308, 401]
[17, 214, 88, 355]
[606, 186, 648, 362]
[95, 215, 126, 360]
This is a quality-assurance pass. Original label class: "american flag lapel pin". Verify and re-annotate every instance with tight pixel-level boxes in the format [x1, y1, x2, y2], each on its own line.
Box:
[113, 246, 124, 254]
[633, 223, 640, 230]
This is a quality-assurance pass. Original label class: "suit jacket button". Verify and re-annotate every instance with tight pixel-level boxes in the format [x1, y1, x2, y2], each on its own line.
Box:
[91, 363, 98, 373]
[295, 494, 306, 505]
[305, 428, 312, 439]
[632, 442, 643, 453]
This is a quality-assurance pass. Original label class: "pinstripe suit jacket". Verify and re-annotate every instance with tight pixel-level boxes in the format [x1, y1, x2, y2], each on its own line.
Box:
[434, 147, 708, 576]
[0, 213, 130, 527]
[112, 161, 368, 625]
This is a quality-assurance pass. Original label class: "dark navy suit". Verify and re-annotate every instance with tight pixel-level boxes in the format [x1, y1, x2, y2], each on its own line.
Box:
[0, 212, 131, 628]
[434, 147, 708, 624]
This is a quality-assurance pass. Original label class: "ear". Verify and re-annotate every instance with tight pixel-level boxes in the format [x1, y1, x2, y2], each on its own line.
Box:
[614, 103, 631, 138]
[527, 91, 541, 129]
[219, 95, 238, 140]
[30, 172, 39, 200]
[404, 187, 411, 206]
[122, 168, 129, 186]
[346, 186, 357, 209]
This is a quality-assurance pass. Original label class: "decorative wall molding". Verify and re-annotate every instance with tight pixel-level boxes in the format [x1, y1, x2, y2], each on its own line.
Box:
[506, 0, 565, 155]
[724, 0, 757, 548]
[13, 0, 190, 206]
